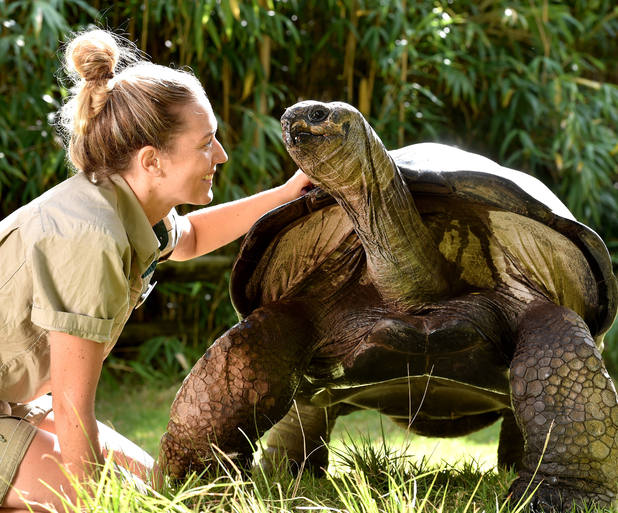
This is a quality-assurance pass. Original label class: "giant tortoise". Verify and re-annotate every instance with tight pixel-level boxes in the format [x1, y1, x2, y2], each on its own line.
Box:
[160, 101, 618, 510]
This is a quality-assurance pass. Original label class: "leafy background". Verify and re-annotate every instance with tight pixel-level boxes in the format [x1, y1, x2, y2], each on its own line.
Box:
[1, 0, 617, 376]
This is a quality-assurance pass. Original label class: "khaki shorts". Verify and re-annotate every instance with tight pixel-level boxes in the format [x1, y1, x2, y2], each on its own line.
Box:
[0, 395, 53, 504]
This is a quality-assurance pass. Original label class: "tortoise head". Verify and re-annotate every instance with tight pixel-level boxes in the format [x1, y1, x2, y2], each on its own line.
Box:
[281, 101, 453, 307]
[281, 101, 393, 195]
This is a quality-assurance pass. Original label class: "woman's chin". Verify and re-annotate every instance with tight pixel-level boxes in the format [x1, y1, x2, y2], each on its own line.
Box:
[192, 184, 214, 206]
[203, 188, 214, 205]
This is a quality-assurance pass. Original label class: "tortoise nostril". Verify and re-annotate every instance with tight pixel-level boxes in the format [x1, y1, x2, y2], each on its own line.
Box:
[308, 106, 329, 123]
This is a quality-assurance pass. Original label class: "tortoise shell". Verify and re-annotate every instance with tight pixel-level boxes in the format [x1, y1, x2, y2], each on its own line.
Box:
[230, 143, 616, 339]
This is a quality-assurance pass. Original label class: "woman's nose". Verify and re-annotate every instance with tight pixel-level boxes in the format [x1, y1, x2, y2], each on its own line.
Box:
[215, 138, 228, 164]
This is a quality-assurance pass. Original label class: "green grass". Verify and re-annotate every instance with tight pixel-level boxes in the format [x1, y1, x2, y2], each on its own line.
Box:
[91, 378, 618, 512]
[330, 410, 501, 473]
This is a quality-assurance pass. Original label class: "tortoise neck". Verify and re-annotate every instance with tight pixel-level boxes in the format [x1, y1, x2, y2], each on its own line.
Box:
[315, 131, 451, 308]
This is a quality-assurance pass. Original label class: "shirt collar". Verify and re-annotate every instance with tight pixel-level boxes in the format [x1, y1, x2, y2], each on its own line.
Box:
[108, 174, 160, 269]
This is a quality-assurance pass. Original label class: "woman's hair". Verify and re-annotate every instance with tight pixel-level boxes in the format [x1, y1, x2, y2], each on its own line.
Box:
[58, 29, 207, 182]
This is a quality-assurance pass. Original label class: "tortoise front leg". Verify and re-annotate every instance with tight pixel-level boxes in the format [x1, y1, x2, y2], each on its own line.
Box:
[509, 302, 618, 510]
[159, 301, 314, 478]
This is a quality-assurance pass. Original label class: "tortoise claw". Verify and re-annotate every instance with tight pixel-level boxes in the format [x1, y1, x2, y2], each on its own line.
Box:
[509, 477, 563, 512]
[508, 476, 612, 513]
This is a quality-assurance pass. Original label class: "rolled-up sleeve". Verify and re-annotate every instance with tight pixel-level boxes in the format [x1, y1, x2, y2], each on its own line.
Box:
[29, 231, 129, 343]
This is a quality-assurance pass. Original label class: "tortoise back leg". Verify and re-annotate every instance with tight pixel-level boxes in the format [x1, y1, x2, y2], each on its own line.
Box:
[497, 409, 524, 471]
[261, 400, 344, 476]
[509, 302, 618, 510]
[159, 300, 315, 478]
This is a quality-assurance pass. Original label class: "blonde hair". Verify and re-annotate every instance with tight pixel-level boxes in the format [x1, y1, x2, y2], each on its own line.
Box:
[59, 29, 207, 182]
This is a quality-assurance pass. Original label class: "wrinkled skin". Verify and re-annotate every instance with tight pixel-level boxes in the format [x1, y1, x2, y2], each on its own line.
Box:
[160, 101, 618, 511]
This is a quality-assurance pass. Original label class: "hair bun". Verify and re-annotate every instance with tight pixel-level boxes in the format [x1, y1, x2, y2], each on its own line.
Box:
[66, 29, 119, 82]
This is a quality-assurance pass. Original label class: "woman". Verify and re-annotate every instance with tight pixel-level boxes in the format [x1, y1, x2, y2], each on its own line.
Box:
[0, 29, 311, 511]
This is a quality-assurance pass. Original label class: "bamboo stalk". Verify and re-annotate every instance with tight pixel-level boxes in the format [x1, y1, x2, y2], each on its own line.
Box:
[255, 2, 272, 148]
[528, 0, 551, 83]
[113, 2, 120, 31]
[359, 78, 369, 116]
[128, 10, 135, 42]
[258, 0, 272, 116]
[185, 4, 193, 65]
[368, 59, 376, 103]
[222, 59, 231, 129]
[343, 0, 358, 104]
[155, 255, 234, 282]
[254, 35, 271, 149]
[398, 0, 408, 147]
[178, 2, 193, 66]
[221, 57, 231, 158]
[259, 34, 272, 108]
[140, 0, 149, 52]
[359, 59, 376, 117]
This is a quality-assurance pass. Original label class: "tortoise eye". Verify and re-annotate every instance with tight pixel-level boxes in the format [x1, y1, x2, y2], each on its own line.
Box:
[308, 106, 329, 123]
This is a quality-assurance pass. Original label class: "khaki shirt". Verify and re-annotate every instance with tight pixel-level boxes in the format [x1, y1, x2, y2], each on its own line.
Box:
[0, 172, 187, 402]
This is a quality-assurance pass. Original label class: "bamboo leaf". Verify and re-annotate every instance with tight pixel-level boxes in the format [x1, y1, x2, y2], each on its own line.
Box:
[229, 0, 241, 20]
[241, 70, 255, 102]
[194, 0, 205, 60]
[205, 15, 222, 49]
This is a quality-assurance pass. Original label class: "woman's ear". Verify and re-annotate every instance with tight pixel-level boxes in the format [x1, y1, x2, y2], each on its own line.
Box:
[136, 146, 163, 177]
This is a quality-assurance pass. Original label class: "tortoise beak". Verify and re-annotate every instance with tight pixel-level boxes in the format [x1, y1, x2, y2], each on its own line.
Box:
[281, 117, 313, 147]
[282, 102, 328, 148]
[287, 123, 322, 147]
[281, 101, 347, 148]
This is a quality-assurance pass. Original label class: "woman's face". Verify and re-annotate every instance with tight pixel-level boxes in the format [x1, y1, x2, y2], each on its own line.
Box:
[159, 97, 228, 206]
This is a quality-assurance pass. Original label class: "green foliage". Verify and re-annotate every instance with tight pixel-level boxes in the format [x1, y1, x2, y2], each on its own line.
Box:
[0, 0, 96, 212]
[1, 0, 617, 370]
[2, 0, 616, 221]
[113, 336, 195, 384]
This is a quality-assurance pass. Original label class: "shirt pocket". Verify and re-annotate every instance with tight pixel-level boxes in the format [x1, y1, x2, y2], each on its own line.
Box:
[0, 262, 34, 341]
[0, 228, 25, 290]
[0, 228, 33, 339]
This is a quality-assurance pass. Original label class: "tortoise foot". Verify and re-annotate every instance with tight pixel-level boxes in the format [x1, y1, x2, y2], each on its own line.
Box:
[159, 432, 202, 479]
[510, 302, 618, 512]
[160, 432, 254, 479]
[509, 475, 612, 512]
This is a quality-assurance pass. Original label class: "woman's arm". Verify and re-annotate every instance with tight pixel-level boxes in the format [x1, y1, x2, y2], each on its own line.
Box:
[170, 170, 312, 261]
[49, 331, 105, 481]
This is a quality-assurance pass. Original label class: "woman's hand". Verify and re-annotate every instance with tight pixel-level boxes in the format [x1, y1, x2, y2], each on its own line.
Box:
[281, 169, 315, 201]
[171, 169, 315, 261]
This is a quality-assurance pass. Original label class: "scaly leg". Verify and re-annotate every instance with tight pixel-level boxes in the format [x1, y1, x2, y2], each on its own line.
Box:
[509, 302, 618, 510]
[159, 301, 314, 478]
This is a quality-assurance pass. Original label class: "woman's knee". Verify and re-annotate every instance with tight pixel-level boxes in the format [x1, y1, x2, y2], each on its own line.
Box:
[27, 413, 156, 485]
[2, 427, 75, 511]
